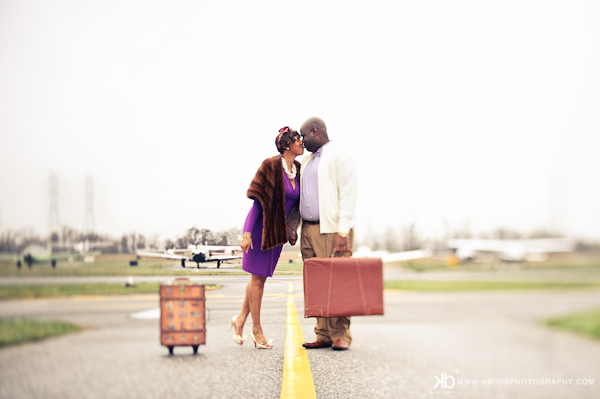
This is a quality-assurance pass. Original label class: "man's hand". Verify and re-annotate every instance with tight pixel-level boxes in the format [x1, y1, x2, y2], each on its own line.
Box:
[289, 231, 298, 246]
[333, 234, 352, 256]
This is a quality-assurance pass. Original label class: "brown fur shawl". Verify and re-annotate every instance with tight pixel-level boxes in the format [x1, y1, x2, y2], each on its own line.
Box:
[247, 156, 301, 251]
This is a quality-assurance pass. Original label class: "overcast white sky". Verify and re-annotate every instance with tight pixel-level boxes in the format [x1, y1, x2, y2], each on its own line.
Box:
[1, 0, 599, 244]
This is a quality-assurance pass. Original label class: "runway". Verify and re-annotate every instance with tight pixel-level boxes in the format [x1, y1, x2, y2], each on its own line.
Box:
[0, 275, 599, 398]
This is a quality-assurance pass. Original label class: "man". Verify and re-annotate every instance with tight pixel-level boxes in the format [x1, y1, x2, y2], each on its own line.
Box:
[299, 116, 358, 351]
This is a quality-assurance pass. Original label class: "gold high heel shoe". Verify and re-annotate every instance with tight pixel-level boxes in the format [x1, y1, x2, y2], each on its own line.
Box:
[228, 315, 246, 345]
[250, 331, 273, 349]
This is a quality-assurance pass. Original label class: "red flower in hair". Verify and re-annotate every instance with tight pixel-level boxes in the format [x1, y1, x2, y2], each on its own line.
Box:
[277, 126, 290, 146]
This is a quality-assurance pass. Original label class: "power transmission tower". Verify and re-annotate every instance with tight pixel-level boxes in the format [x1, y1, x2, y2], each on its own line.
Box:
[84, 176, 95, 234]
[48, 174, 60, 237]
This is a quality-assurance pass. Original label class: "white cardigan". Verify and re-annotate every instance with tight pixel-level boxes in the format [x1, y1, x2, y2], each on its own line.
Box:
[299, 141, 358, 234]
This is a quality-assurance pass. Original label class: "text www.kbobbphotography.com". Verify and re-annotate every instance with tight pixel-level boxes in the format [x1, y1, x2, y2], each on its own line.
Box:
[432, 371, 595, 392]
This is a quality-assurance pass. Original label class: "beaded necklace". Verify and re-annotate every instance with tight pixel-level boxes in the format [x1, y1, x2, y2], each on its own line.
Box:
[281, 156, 297, 179]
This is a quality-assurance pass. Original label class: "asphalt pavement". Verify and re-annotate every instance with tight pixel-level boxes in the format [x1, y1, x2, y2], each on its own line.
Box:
[0, 274, 599, 398]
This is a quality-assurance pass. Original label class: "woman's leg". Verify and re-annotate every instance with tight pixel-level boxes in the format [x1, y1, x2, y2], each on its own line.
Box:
[234, 280, 251, 336]
[248, 274, 268, 342]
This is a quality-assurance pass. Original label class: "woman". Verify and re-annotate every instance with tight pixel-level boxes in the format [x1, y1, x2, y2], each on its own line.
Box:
[228, 126, 304, 349]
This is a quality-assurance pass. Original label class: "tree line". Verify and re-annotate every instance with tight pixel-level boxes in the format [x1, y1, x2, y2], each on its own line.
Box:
[1, 224, 598, 255]
[0, 226, 243, 255]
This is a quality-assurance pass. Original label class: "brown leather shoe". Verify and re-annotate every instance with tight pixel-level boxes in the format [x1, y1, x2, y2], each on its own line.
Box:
[332, 339, 350, 351]
[302, 338, 332, 349]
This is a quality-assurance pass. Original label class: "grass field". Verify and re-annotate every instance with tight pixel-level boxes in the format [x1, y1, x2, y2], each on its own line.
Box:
[0, 253, 304, 277]
[397, 253, 600, 273]
[274, 262, 303, 272]
[0, 254, 250, 277]
[544, 308, 600, 341]
[1, 252, 599, 278]
[384, 280, 600, 291]
[0, 283, 222, 300]
[0, 318, 83, 347]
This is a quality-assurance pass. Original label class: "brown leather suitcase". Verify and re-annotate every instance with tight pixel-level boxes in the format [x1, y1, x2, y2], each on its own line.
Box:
[160, 278, 206, 355]
[303, 257, 384, 318]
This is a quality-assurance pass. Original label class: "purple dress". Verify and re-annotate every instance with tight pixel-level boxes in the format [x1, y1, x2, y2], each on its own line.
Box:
[242, 171, 300, 277]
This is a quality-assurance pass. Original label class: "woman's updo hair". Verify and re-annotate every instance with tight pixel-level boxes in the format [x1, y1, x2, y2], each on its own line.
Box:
[275, 126, 299, 154]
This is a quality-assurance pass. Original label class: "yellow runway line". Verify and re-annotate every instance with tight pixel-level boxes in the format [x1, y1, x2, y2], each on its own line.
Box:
[280, 294, 316, 399]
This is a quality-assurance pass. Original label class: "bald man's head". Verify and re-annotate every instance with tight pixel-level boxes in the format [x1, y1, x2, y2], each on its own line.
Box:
[300, 117, 329, 153]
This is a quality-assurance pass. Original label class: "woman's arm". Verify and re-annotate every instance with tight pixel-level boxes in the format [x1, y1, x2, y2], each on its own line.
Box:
[241, 200, 262, 253]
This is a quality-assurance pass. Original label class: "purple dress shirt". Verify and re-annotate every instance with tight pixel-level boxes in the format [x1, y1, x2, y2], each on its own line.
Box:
[301, 145, 325, 221]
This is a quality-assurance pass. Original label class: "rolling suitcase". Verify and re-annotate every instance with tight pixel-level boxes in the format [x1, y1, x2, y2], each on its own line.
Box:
[303, 256, 384, 318]
[160, 278, 206, 355]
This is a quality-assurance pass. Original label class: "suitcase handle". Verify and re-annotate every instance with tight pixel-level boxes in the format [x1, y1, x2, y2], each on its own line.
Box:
[172, 277, 191, 285]
[330, 251, 353, 258]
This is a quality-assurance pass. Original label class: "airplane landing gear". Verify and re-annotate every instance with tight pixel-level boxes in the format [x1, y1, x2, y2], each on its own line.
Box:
[51, 259, 56, 268]
[217, 260, 221, 268]
[17, 260, 21, 269]
[181, 259, 186, 268]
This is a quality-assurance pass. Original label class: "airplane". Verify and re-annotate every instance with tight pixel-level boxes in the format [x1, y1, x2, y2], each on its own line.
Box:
[352, 246, 433, 263]
[135, 244, 243, 268]
[0, 244, 101, 269]
[447, 237, 575, 263]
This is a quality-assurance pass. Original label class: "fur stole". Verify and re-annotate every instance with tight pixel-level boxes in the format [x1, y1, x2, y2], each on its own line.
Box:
[247, 156, 301, 251]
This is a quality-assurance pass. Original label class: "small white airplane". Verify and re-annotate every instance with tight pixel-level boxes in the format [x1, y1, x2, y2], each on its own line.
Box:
[136, 244, 243, 268]
[447, 238, 575, 262]
[352, 246, 433, 263]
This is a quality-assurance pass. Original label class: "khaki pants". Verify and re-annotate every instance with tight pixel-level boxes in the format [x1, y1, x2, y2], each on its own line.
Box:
[301, 222, 354, 344]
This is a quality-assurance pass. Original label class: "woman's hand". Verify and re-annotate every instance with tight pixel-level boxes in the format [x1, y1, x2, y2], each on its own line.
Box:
[240, 233, 252, 254]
